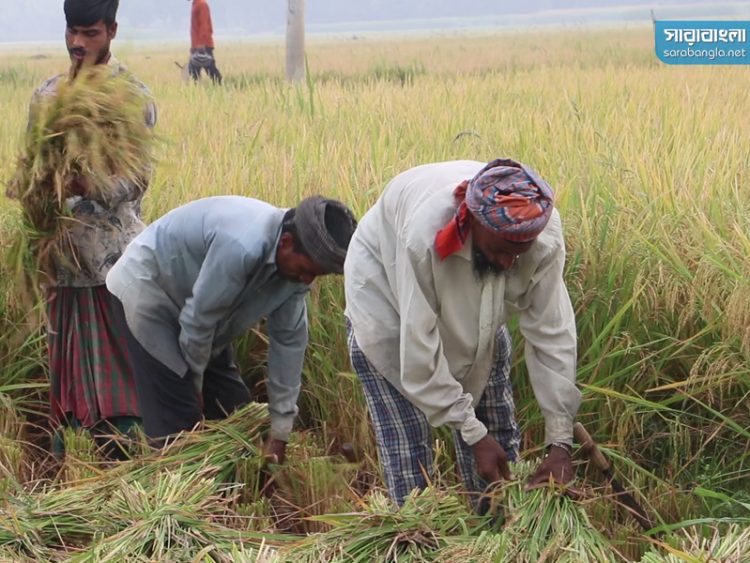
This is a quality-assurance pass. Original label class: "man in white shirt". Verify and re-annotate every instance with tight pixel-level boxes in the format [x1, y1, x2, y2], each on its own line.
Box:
[344, 159, 581, 506]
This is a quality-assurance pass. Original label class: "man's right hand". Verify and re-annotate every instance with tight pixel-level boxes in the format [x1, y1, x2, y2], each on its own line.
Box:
[472, 435, 512, 484]
[69, 175, 90, 197]
[263, 437, 287, 466]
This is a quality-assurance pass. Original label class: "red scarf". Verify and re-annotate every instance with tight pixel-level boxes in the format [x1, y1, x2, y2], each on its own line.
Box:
[434, 181, 471, 260]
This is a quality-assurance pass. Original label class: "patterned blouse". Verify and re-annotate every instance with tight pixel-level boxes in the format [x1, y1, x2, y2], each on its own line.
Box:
[29, 56, 157, 287]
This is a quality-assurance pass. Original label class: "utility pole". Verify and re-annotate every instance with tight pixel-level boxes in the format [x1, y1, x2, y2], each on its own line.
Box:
[286, 0, 305, 82]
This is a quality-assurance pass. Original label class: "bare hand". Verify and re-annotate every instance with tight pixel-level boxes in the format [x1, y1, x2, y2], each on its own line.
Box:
[526, 445, 575, 490]
[68, 175, 90, 197]
[263, 437, 287, 466]
[472, 435, 512, 484]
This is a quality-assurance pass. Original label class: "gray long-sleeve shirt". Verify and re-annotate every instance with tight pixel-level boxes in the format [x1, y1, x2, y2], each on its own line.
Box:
[106, 196, 310, 440]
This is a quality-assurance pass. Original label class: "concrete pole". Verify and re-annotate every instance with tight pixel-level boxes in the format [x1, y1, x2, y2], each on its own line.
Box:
[286, 0, 306, 82]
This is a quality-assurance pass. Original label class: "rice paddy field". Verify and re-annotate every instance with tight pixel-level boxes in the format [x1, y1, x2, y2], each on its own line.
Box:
[0, 27, 749, 561]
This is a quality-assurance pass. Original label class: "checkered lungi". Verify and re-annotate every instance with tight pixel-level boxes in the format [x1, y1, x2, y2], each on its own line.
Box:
[347, 321, 520, 506]
[47, 285, 140, 428]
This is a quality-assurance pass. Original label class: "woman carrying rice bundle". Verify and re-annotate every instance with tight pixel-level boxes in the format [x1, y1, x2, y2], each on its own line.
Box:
[8, 0, 157, 458]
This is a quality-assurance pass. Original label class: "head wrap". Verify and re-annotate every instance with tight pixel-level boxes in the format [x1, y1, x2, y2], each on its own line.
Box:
[435, 158, 554, 260]
[295, 196, 358, 274]
[64, 0, 119, 27]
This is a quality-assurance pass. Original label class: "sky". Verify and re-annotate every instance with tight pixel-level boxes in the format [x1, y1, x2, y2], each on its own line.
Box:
[1, 0, 749, 43]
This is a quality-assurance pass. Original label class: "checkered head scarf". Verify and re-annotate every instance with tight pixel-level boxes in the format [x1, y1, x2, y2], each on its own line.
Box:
[435, 158, 555, 259]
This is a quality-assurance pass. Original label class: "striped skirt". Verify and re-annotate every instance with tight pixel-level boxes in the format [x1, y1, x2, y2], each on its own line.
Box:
[47, 285, 140, 428]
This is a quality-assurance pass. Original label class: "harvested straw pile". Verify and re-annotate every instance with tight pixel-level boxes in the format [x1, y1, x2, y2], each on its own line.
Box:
[0, 403, 277, 561]
[275, 487, 482, 562]
[276, 460, 620, 563]
[482, 460, 621, 562]
[639, 524, 750, 562]
[73, 466, 271, 563]
[0, 414, 639, 562]
[5, 64, 154, 284]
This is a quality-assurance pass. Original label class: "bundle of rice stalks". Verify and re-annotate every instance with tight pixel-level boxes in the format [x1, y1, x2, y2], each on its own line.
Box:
[58, 426, 101, 482]
[639, 524, 750, 562]
[0, 403, 272, 558]
[278, 460, 622, 562]
[72, 465, 273, 563]
[0, 393, 23, 440]
[235, 497, 276, 533]
[433, 530, 512, 562]
[122, 401, 270, 483]
[0, 479, 114, 555]
[5, 64, 154, 285]
[0, 438, 23, 497]
[270, 454, 359, 533]
[275, 487, 484, 562]
[484, 460, 621, 562]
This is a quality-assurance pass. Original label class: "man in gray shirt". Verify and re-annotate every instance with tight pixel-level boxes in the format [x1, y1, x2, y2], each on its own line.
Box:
[107, 195, 357, 462]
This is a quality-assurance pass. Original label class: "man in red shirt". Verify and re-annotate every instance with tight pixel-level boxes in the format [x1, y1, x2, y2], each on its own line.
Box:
[188, 0, 222, 84]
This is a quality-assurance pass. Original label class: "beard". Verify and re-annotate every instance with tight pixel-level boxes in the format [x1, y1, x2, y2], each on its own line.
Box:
[472, 244, 506, 281]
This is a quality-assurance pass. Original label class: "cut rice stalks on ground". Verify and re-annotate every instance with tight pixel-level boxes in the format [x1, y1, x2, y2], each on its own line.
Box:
[70, 465, 273, 563]
[0, 412, 731, 561]
[484, 460, 624, 562]
[275, 487, 482, 562]
[266, 433, 361, 534]
[276, 460, 622, 562]
[5, 64, 154, 290]
[0, 403, 283, 560]
[0, 392, 25, 486]
[639, 524, 750, 562]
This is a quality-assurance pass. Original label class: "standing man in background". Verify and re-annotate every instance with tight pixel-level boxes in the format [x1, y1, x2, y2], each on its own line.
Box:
[188, 0, 222, 84]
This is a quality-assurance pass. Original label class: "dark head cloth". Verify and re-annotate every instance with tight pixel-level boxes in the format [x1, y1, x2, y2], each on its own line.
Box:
[295, 196, 357, 274]
[64, 0, 119, 27]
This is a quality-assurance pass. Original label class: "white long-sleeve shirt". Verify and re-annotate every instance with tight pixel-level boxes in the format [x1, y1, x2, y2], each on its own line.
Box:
[344, 161, 581, 447]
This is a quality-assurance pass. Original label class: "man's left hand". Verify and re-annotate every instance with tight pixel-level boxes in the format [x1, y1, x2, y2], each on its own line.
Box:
[526, 444, 574, 489]
[263, 437, 287, 466]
